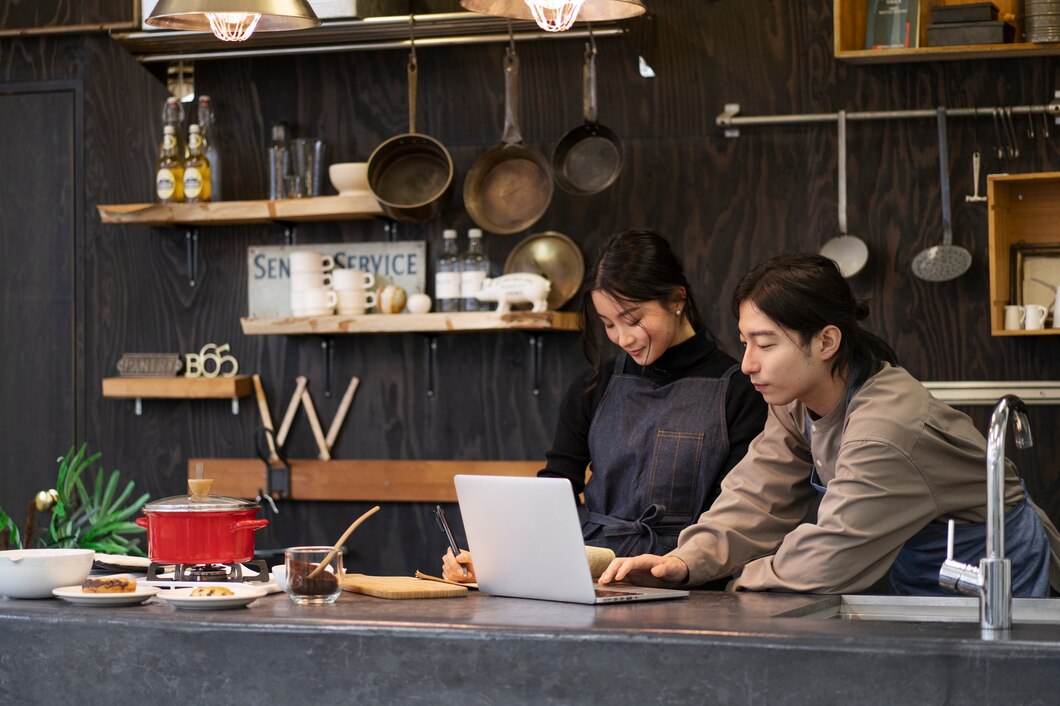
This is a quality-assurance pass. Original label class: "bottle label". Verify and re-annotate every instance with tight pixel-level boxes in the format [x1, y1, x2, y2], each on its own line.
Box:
[156, 169, 177, 200]
[460, 271, 487, 297]
[162, 134, 177, 150]
[188, 133, 202, 150]
[184, 168, 203, 199]
[435, 272, 461, 299]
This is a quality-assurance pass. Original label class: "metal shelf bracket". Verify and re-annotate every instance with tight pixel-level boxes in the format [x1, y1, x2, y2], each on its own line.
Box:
[185, 227, 199, 286]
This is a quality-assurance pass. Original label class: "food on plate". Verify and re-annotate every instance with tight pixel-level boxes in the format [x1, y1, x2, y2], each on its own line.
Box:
[190, 586, 234, 597]
[82, 576, 137, 594]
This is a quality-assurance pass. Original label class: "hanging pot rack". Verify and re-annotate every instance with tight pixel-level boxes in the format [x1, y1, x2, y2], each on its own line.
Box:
[716, 91, 1060, 138]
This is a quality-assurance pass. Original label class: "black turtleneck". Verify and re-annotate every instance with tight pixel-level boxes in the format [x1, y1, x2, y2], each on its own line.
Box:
[539, 329, 767, 499]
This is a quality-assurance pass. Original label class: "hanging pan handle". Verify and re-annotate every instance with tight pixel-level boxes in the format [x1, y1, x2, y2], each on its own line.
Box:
[583, 31, 598, 126]
[407, 55, 418, 134]
[837, 110, 847, 236]
[501, 45, 524, 146]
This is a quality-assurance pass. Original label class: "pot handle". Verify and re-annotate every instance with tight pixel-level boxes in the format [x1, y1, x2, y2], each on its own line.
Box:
[501, 46, 524, 146]
[583, 42, 598, 126]
[231, 519, 269, 533]
[135, 517, 148, 529]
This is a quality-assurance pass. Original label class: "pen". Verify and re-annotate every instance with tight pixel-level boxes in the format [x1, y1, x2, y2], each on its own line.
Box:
[434, 505, 468, 577]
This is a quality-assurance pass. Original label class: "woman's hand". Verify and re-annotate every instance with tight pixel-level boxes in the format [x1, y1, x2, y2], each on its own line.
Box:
[597, 554, 690, 587]
[441, 547, 477, 583]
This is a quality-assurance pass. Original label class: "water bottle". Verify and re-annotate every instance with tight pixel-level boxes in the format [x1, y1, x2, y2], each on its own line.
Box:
[435, 229, 462, 312]
[461, 228, 489, 311]
[268, 122, 290, 200]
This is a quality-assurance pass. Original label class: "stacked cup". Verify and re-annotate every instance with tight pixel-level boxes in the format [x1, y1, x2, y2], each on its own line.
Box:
[333, 268, 377, 315]
[290, 251, 337, 316]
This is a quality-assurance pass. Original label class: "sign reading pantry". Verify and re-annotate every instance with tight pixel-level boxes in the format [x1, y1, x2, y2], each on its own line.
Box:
[247, 242, 426, 317]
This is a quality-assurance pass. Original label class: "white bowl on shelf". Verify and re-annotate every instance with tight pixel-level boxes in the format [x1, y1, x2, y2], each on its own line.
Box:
[329, 162, 369, 195]
[0, 548, 95, 599]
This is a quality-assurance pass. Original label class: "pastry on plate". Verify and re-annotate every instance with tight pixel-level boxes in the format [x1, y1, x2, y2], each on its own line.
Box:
[190, 586, 234, 597]
[82, 576, 137, 594]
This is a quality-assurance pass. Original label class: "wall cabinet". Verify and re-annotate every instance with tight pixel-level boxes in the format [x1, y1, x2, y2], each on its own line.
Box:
[834, 0, 1060, 64]
[987, 172, 1060, 337]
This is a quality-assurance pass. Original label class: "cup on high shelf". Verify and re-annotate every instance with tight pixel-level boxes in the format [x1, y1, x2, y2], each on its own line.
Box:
[336, 289, 378, 316]
[289, 251, 335, 273]
[1004, 305, 1025, 331]
[290, 271, 332, 292]
[332, 268, 375, 292]
[1024, 304, 1049, 331]
[291, 287, 337, 317]
[292, 138, 327, 197]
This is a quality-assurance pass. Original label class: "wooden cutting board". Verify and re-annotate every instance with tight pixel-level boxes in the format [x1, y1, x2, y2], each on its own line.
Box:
[341, 573, 468, 599]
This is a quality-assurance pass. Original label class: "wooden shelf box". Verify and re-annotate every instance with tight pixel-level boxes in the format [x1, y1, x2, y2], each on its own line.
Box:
[240, 311, 581, 336]
[987, 172, 1060, 336]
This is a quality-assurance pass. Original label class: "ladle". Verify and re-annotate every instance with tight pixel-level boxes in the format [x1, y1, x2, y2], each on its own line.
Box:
[306, 505, 381, 579]
[819, 110, 868, 278]
[912, 107, 972, 283]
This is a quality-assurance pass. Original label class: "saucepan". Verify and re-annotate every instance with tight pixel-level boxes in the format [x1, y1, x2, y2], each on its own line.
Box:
[367, 52, 454, 223]
[463, 45, 554, 234]
[135, 487, 268, 565]
[551, 40, 623, 194]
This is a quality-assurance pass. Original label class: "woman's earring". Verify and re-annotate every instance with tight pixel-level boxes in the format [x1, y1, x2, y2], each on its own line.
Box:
[675, 309, 682, 316]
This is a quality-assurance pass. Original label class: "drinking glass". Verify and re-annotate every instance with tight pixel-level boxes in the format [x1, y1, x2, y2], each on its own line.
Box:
[284, 545, 343, 605]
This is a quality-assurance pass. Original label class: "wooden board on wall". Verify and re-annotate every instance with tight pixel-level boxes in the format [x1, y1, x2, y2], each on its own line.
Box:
[187, 458, 543, 502]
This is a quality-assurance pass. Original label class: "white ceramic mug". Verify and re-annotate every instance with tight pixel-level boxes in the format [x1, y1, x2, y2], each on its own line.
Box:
[332, 268, 376, 291]
[289, 251, 335, 273]
[1004, 305, 1026, 331]
[292, 287, 337, 315]
[290, 271, 332, 291]
[336, 289, 377, 315]
[1025, 304, 1048, 330]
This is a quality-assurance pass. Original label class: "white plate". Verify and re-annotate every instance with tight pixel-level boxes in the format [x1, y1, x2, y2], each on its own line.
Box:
[53, 584, 160, 606]
[155, 585, 268, 610]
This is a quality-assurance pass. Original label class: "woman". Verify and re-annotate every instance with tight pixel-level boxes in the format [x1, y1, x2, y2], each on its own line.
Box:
[442, 230, 767, 581]
[600, 253, 1060, 595]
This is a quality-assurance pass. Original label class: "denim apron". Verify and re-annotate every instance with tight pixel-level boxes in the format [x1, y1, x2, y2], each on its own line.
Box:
[804, 383, 1052, 597]
[584, 354, 737, 555]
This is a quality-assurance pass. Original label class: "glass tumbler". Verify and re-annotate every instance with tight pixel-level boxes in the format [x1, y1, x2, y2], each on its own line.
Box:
[285, 545, 343, 605]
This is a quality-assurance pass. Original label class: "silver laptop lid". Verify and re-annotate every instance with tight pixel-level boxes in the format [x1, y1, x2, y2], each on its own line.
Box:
[454, 475, 597, 604]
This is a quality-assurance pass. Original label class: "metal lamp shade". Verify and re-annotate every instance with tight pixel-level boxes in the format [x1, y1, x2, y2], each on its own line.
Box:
[459, 0, 646, 23]
[146, 0, 321, 32]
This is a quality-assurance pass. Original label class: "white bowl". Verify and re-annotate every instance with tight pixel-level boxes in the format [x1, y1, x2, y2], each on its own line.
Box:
[0, 548, 95, 599]
[329, 162, 369, 195]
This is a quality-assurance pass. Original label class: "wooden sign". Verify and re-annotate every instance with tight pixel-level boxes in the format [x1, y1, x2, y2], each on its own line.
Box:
[247, 241, 426, 317]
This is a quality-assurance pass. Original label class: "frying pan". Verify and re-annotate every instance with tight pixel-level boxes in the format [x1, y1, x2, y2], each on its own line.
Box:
[552, 42, 623, 195]
[463, 46, 554, 234]
[367, 55, 454, 223]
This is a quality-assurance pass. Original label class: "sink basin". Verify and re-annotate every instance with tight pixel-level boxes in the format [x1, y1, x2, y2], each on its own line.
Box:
[780, 595, 1060, 623]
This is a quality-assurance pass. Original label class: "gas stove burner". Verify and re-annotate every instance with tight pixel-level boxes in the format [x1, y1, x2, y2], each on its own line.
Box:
[146, 559, 271, 583]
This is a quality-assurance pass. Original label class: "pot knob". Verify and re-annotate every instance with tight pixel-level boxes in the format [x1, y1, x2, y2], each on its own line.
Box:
[188, 478, 214, 498]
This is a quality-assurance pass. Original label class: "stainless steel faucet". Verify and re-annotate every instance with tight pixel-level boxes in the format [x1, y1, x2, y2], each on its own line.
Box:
[939, 394, 1033, 632]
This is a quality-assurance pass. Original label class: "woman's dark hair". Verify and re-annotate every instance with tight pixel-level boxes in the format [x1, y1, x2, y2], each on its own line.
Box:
[578, 229, 706, 390]
[731, 253, 897, 387]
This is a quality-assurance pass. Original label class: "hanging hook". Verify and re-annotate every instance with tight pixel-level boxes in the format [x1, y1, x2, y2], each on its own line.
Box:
[1043, 110, 1051, 139]
[588, 21, 597, 55]
[1026, 109, 1036, 139]
[1004, 106, 1019, 158]
[408, 15, 416, 66]
[507, 18, 516, 58]
[991, 108, 1005, 160]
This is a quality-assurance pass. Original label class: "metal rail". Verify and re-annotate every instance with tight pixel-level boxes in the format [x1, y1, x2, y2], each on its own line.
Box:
[717, 91, 1060, 137]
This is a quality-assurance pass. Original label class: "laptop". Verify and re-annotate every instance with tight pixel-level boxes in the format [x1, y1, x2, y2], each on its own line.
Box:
[454, 474, 690, 605]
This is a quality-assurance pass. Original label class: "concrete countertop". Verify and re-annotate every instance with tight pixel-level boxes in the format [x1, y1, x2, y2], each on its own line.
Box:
[3, 589, 1060, 704]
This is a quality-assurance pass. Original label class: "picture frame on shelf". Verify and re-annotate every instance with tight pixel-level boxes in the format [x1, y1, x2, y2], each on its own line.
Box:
[865, 0, 921, 50]
[1009, 242, 1060, 316]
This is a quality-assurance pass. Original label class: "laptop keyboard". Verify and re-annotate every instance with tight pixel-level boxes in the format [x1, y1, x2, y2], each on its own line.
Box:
[594, 588, 644, 598]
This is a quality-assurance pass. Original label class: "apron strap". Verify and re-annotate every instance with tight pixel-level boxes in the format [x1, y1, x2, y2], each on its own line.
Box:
[586, 504, 682, 554]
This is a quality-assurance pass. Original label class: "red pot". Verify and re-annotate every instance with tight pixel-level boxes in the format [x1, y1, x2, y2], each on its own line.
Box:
[135, 492, 268, 565]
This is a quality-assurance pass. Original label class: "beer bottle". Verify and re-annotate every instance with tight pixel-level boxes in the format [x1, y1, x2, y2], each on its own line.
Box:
[156, 125, 185, 203]
[183, 124, 212, 203]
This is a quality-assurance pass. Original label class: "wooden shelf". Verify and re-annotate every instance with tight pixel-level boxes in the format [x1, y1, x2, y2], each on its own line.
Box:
[987, 172, 1060, 337]
[96, 194, 383, 227]
[240, 311, 581, 336]
[833, 0, 1060, 64]
[188, 458, 543, 502]
[102, 375, 253, 398]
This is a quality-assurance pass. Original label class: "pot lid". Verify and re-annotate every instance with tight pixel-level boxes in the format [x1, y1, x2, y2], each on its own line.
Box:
[144, 493, 258, 512]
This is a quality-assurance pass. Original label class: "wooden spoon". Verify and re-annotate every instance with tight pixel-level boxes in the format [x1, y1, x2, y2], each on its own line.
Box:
[306, 505, 381, 579]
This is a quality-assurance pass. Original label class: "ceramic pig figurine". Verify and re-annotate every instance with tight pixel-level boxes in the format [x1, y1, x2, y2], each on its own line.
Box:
[475, 273, 551, 313]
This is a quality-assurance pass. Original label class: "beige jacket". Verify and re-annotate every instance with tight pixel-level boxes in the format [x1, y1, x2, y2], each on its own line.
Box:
[669, 365, 1060, 593]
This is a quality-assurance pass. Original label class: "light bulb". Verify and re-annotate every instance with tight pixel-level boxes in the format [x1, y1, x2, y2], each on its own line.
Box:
[523, 0, 586, 32]
[206, 11, 262, 41]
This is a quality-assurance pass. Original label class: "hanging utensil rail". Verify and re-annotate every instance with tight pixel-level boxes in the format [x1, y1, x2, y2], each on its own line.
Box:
[717, 92, 1060, 137]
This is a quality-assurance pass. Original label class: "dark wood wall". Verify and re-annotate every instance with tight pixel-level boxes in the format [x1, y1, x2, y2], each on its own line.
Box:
[1, 0, 1058, 574]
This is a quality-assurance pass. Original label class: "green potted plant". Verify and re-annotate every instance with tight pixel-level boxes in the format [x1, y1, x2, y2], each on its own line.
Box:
[0, 444, 149, 555]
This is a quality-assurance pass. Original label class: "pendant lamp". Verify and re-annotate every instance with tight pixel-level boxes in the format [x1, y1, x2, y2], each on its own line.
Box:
[460, 0, 646, 33]
[146, 0, 320, 42]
